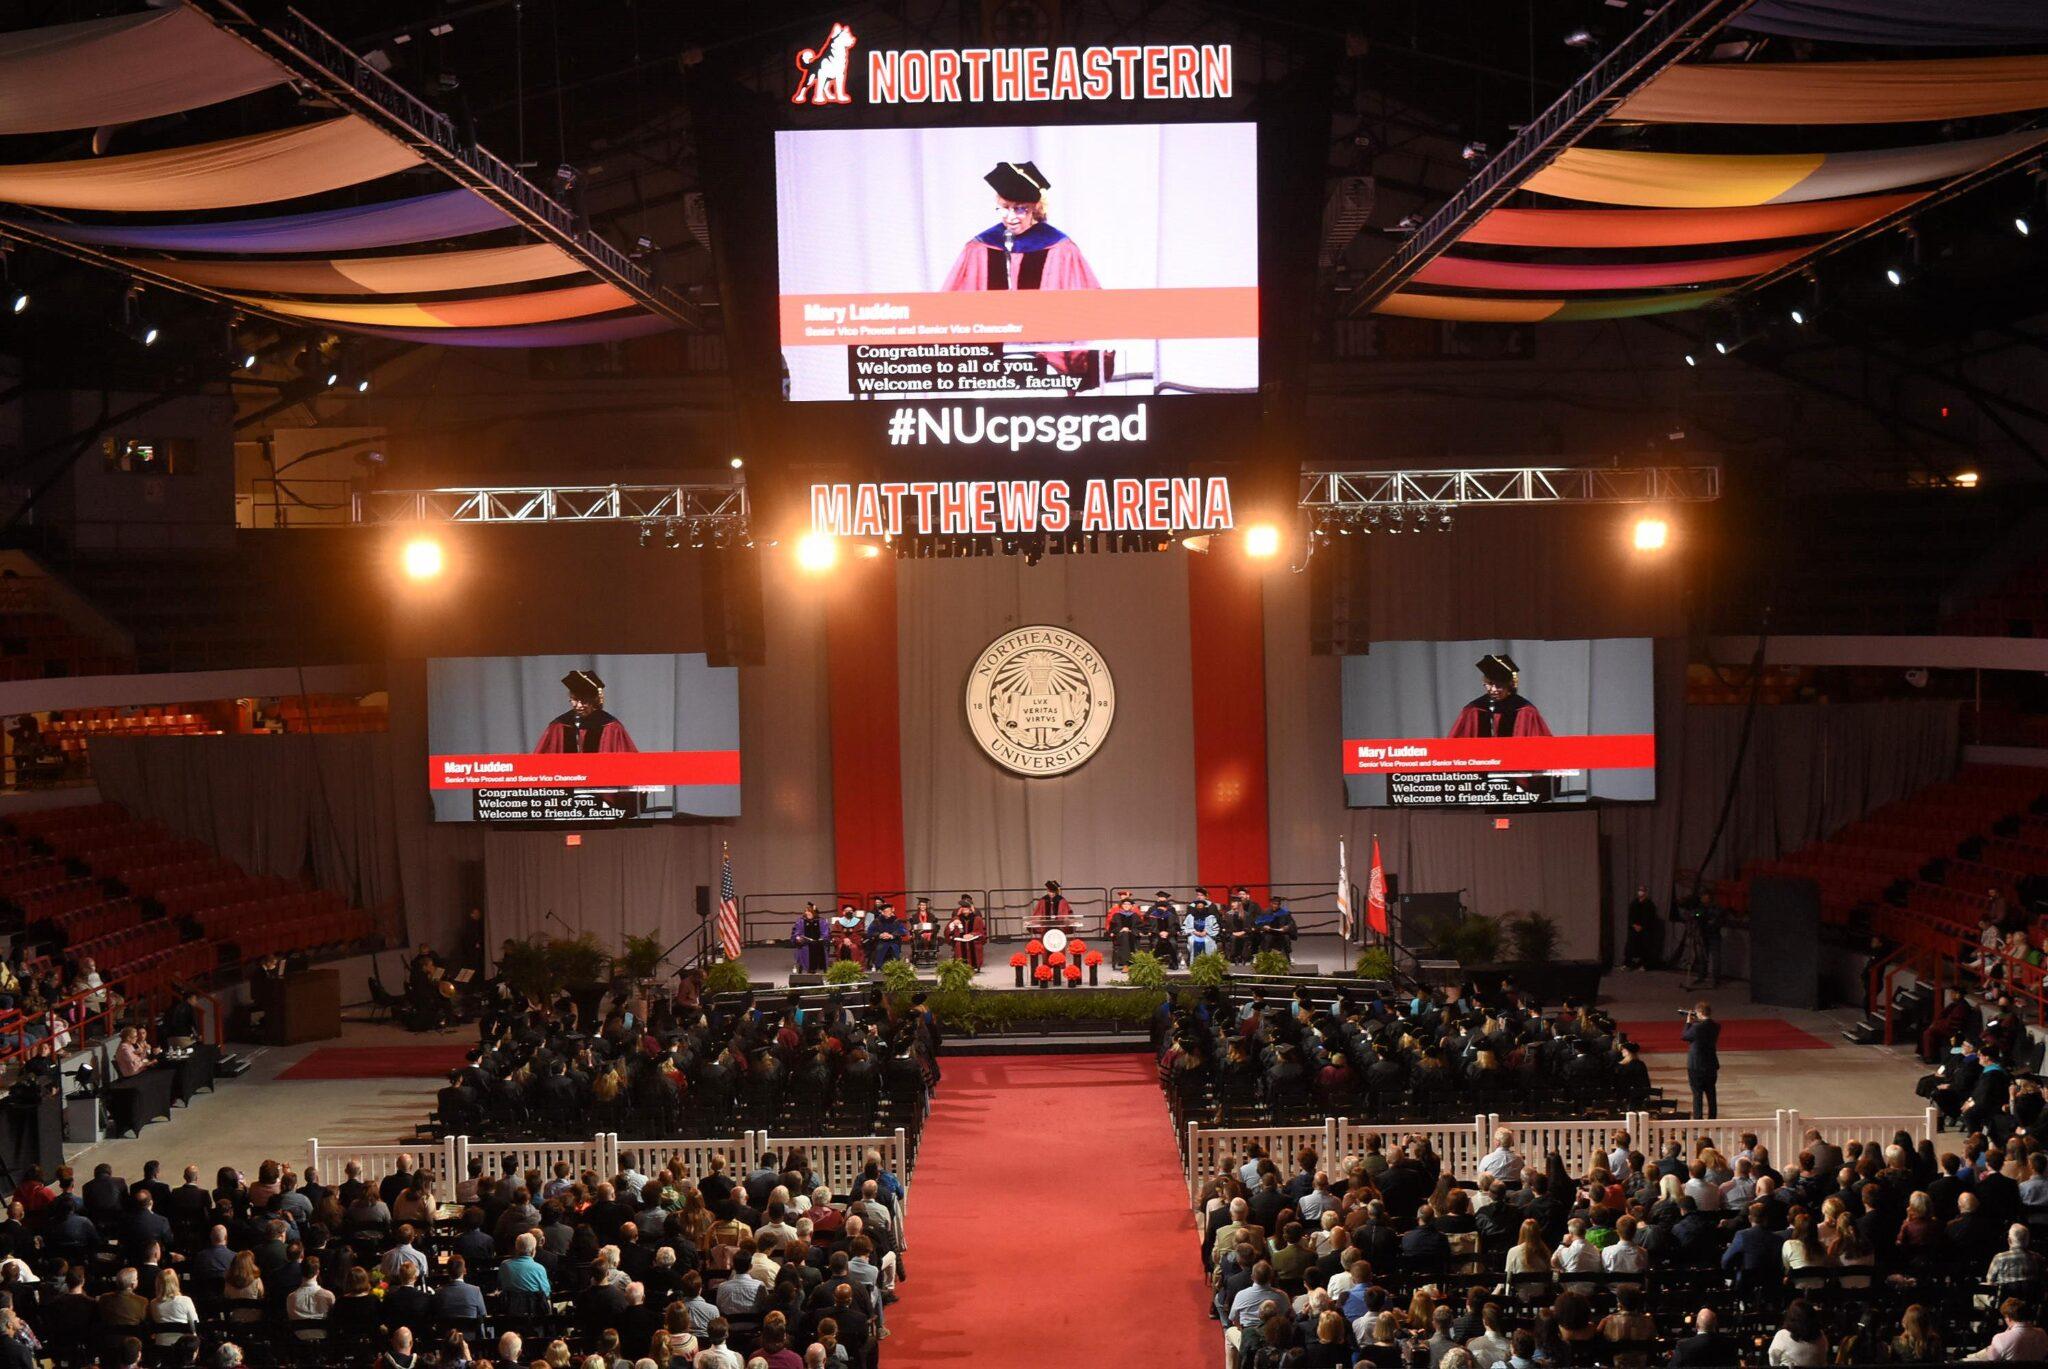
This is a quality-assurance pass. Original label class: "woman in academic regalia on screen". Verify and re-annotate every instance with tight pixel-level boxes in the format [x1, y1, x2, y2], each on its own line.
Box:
[939, 160, 1110, 390]
[533, 670, 638, 753]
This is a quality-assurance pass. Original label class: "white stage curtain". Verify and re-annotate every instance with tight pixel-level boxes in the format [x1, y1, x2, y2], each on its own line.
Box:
[896, 553, 1199, 909]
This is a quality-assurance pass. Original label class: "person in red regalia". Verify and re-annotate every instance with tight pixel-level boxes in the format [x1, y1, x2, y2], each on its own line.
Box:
[533, 670, 638, 753]
[1449, 654, 1552, 739]
[939, 159, 1112, 391]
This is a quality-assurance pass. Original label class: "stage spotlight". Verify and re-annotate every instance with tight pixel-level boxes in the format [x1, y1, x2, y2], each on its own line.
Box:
[356, 377, 371, 393]
[795, 530, 839, 573]
[1562, 27, 1598, 49]
[1884, 266, 1904, 286]
[2018, 216, 2032, 237]
[241, 352, 259, 369]
[1789, 307, 1806, 325]
[400, 536, 445, 580]
[1713, 340, 1730, 355]
[8, 290, 25, 315]
[1632, 517, 1670, 552]
[1955, 470, 1981, 488]
[325, 370, 340, 387]
[1245, 522, 1281, 559]
[1683, 353, 1697, 367]
[729, 456, 744, 469]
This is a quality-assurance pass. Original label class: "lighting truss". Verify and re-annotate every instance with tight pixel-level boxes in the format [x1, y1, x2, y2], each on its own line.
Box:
[1299, 465, 1722, 509]
[354, 484, 748, 526]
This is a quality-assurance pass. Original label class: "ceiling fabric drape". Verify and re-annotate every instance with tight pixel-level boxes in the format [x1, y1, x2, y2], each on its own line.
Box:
[1525, 129, 2048, 208]
[0, 8, 286, 134]
[4, 190, 516, 254]
[134, 243, 588, 296]
[1413, 246, 1807, 292]
[1376, 288, 1732, 323]
[230, 279, 635, 326]
[1732, 0, 2048, 46]
[346, 314, 679, 347]
[0, 117, 421, 211]
[1616, 56, 2048, 125]
[1460, 194, 1923, 248]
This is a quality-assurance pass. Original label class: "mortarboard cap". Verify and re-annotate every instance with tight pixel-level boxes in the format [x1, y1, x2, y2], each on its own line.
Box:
[1476, 654, 1518, 687]
[562, 669, 605, 701]
[985, 160, 1049, 203]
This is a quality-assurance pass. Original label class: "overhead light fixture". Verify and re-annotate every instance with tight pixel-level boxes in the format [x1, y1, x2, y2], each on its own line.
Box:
[1562, 27, 1599, 48]
[1955, 470, 1981, 488]
[1460, 141, 1489, 165]
[1683, 353, 1698, 367]
[1244, 523, 1281, 559]
[729, 456, 744, 469]
[1713, 340, 1730, 355]
[2016, 215, 2031, 237]
[1885, 266, 1904, 286]
[241, 352, 259, 369]
[1632, 517, 1670, 552]
[400, 536, 445, 581]
[325, 370, 340, 387]
[356, 377, 371, 393]
[1788, 307, 1805, 325]
[8, 290, 25, 316]
[795, 530, 839, 573]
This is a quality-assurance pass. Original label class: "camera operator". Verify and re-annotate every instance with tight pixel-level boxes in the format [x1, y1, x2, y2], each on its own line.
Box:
[1684, 897, 1725, 990]
[1682, 1000, 1721, 1120]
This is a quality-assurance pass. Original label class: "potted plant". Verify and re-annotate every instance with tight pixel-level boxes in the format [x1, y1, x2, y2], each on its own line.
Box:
[1188, 951, 1230, 988]
[618, 930, 665, 983]
[496, 937, 553, 1000]
[935, 958, 976, 995]
[1122, 950, 1167, 989]
[824, 959, 869, 986]
[1251, 949, 1293, 977]
[702, 958, 752, 995]
[880, 958, 920, 995]
[1354, 947, 1395, 982]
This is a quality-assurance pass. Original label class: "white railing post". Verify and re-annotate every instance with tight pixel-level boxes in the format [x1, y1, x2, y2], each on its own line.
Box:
[441, 1135, 461, 1183]
[1324, 1118, 1340, 1162]
[1187, 1121, 1201, 1208]
[308, 1138, 321, 1178]
[1780, 1109, 1801, 1167]
[1922, 1106, 1939, 1143]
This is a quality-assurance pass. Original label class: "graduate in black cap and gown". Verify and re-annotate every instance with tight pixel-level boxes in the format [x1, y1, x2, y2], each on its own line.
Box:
[533, 670, 639, 753]
[1449, 654, 1552, 738]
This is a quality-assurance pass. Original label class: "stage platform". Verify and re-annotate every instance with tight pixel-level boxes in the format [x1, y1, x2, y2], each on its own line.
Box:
[743, 931, 1358, 991]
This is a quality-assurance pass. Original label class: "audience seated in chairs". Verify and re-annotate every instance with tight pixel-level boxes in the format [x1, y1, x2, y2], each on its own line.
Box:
[0, 1143, 904, 1369]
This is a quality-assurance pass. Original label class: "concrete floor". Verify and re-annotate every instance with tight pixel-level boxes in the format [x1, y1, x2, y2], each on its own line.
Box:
[61, 969, 1931, 1182]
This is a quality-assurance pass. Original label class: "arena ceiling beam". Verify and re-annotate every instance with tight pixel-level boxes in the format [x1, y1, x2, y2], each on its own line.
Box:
[182, 0, 705, 333]
[1299, 465, 1722, 508]
[1341, 0, 1761, 318]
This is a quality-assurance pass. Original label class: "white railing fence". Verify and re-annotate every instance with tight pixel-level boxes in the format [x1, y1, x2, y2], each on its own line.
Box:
[310, 1131, 912, 1241]
[307, 1137, 461, 1188]
[1184, 1107, 1938, 1209]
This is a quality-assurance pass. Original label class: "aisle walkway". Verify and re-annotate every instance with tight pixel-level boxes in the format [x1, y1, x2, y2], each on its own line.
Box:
[889, 1052, 1215, 1367]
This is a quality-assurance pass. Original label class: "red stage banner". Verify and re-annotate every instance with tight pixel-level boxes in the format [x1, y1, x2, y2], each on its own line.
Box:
[1341, 735, 1655, 776]
[778, 286, 1258, 347]
[429, 752, 741, 790]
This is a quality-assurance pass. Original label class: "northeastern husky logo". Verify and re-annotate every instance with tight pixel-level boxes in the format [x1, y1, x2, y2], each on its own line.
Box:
[965, 625, 1115, 777]
[791, 23, 858, 105]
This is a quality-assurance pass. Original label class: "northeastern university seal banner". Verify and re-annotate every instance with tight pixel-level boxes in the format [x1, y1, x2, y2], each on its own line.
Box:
[965, 625, 1115, 777]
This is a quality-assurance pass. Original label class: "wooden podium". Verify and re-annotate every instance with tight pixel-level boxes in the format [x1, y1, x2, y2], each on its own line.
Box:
[254, 969, 341, 1045]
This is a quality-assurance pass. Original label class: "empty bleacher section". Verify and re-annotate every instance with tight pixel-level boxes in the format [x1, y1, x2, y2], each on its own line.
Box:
[0, 801, 380, 1009]
[1723, 764, 2048, 928]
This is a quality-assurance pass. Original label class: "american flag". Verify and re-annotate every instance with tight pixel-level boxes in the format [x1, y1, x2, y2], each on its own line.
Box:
[717, 843, 743, 960]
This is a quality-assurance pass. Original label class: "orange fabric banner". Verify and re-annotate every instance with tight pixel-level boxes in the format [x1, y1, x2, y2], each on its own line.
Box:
[136, 244, 585, 297]
[1462, 193, 1923, 248]
[1616, 55, 2048, 124]
[778, 287, 1258, 348]
[230, 281, 634, 327]
[0, 117, 418, 211]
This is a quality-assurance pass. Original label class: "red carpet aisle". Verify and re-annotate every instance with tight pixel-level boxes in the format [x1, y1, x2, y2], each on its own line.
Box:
[887, 1053, 1216, 1367]
[276, 1044, 473, 1079]
[1615, 1018, 1831, 1054]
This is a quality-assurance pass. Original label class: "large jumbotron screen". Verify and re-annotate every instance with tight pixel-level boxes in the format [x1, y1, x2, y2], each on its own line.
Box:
[773, 121, 1258, 404]
[1341, 639, 1657, 809]
[426, 654, 740, 824]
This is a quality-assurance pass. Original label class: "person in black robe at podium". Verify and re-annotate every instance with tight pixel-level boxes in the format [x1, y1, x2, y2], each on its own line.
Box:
[1032, 880, 1074, 932]
[1104, 892, 1141, 969]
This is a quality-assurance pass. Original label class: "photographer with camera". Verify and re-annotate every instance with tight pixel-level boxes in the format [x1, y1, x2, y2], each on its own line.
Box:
[1682, 1000, 1721, 1119]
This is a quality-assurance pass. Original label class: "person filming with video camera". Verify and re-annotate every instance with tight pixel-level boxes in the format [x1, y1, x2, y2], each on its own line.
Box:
[1682, 1000, 1721, 1119]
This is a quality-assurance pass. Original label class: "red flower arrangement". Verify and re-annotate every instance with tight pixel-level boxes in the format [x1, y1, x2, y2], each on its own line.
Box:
[1033, 964, 1055, 983]
[1064, 964, 1084, 984]
[1068, 939, 1088, 956]
[1026, 939, 1045, 956]
[1009, 952, 1029, 968]
[1045, 952, 1066, 968]
[1084, 950, 1105, 967]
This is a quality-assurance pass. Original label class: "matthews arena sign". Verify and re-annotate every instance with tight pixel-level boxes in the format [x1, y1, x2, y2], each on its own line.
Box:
[810, 476, 1235, 538]
[791, 23, 1233, 106]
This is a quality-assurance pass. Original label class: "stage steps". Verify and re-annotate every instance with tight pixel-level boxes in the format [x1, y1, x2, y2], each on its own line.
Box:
[950, 1031, 1152, 1057]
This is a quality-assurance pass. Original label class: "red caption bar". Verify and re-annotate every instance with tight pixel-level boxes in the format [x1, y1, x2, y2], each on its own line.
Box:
[1342, 735, 1656, 775]
[429, 752, 742, 790]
